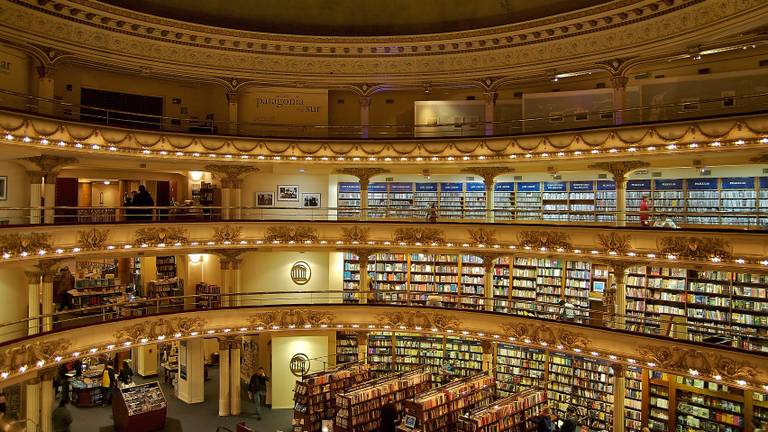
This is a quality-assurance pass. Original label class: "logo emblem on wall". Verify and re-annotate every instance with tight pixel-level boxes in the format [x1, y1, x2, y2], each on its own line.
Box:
[290, 353, 311, 377]
[291, 261, 311, 285]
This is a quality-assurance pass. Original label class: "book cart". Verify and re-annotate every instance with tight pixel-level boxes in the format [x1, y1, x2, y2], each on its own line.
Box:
[292, 362, 371, 432]
[112, 381, 167, 432]
[334, 367, 432, 432]
[457, 388, 547, 432]
[397, 373, 495, 432]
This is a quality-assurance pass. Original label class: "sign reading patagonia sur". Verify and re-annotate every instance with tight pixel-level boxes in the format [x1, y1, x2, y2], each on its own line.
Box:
[240, 88, 328, 126]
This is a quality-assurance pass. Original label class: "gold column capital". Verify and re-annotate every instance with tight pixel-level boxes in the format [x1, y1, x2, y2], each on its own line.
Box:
[610, 74, 629, 90]
[334, 168, 389, 190]
[460, 166, 514, 188]
[588, 160, 649, 185]
[358, 96, 372, 109]
[205, 165, 259, 189]
[225, 91, 239, 104]
[19, 155, 78, 182]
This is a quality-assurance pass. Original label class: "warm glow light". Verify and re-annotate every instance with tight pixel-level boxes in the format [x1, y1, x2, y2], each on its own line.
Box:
[189, 171, 205, 182]
[189, 254, 203, 264]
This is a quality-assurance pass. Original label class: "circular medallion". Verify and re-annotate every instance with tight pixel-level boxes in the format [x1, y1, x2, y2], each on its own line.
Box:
[290, 353, 311, 377]
[290, 261, 311, 285]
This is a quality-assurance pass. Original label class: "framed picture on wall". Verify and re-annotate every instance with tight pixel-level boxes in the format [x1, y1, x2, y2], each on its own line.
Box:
[255, 192, 274, 207]
[302, 193, 321, 208]
[277, 185, 299, 201]
[0, 176, 6, 201]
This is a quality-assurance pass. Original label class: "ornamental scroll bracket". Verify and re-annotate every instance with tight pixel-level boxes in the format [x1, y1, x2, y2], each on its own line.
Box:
[375, 311, 461, 332]
[133, 227, 189, 246]
[77, 228, 110, 250]
[264, 226, 318, 243]
[113, 317, 207, 344]
[500, 323, 590, 351]
[212, 225, 243, 244]
[392, 227, 444, 244]
[517, 231, 571, 250]
[637, 345, 762, 383]
[247, 309, 335, 328]
[341, 226, 370, 243]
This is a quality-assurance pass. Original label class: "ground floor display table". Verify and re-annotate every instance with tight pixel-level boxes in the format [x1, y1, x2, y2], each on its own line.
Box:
[113, 381, 167, 432]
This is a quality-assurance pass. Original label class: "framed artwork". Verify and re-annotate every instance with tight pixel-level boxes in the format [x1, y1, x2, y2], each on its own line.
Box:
[302, 193, 321, 208]
[255, 192, 274, 207]
[277, 185, 299, 201]
[0, 176, 6, 201]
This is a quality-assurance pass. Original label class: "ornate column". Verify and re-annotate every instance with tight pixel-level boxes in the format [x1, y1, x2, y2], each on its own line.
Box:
[461, 167, 514, 222]
[611, 75, 629, 126]
[219, 257, 231, 308]
[26, 377, 41, 430]
[229, 256, 242, 307]
[612, 363, 626, 432]
[218, 339, 231, 416]
[226, 91, 239, 135]
[40, 260, 59, 332]
[588, 161, 649, 227]
[607, 261, 634, 330]
[334, 168, 389, 220]
[230, 339, 242, 415]
[36, 65, 56, 115]
[19, 156, 77, 224]
[25, 270, 41, 335]
[40, 371, 55, 432]
[359, 96, 371, 138]
[206, 165, 259, 221]
[483, 91, 497, 136]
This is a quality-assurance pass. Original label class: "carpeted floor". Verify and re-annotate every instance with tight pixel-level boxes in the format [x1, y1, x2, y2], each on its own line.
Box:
[61, 366, 293, 432]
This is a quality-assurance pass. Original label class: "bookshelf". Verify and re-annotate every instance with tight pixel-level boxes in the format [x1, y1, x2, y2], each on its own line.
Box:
[542, 181, 568, 222]
[444, 337, 483, 378]
[625, 265, 650, 333]
[645, 266, 687, 334]
[493, 182, 515, 221]
[367, 183, 388, 219]
[336, 332, 360, 364]
[564, 261, 592, 322]
[334, 368, 432, 432]
[732, 272, 768, 352]
[395, 334, 444, 373]
[366, 333, 483, 379]
[194, 282, 220, 309]
[338, 182, 361, 218]
[686, 270, 732, 343]
[492, 256, 511, 313]
[720, 177, 757, 226]
[410, 253, 437, 305]
[510, 257, 539, 317]
[626, 180, 652, 224]
[568, 181, 596, 222]
[460, 255, 485, 310]
[457, 388, 547, 432]
[155, 256, 177, 279]
[342, 252, 361, 304]
[596, 180, 617, 222]
[388, 183, 415, 218]
[369, 253, 409, 304]
[464, 182, 487, 220]
[686, 178, 720, 225]
[547, 353, 614, 430]
[438, 183, 464, 220]
[760, 177, 768, 227]
[653, 179, 685, 224]
[415, 183, 439, 220]
[495, 344, 546, 397]
[399, 374, 495, 432]
[675, 376, 745, 431]
[367, 332, 395, 375]
[515, 182, 542, 220]
[624, 366, 644, 432]
[70, 278, 125, 309]
[535, 258, 564, 320]
[648, 371, 671, 431]
[293, 363, 371, 432]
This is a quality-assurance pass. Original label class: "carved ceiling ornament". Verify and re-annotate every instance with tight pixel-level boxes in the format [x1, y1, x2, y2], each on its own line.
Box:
[334, 168, 389, 188]
[392, 227, 445, 244]
[656, 236, 732, 260]
[133, 227, 189, 246]
[213, 225, 242, 243]
[500, 323, 590, 351]
[0, 338, 71, 372]
[468, 228, 497, 245]
[113, 317, 207, 344]
[0, 233, 53, 255]
[204, 165, 258, 188]
[596, 232, 631, 255]
[637, 345, 760, 382]
[588, 160, 650, 182]
[517, 231, 571, 250]
[375, 311, 461, 332]
[77, 228, 110, 250]
[18, 155, 78, 180]
[341, 226, 370, 243]
[247, 309, 335, 328]
[264, 225, 318, 243]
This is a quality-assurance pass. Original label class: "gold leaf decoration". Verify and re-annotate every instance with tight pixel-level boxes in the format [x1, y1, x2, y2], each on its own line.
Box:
[0, 233, 53, 255]
[213, 225, 242, 243]
[596, 232, 631, 254]
[468, 228, 497, 245]
[0, 338, 71, 371]
[392, 227, 444, 244]
[375, 311, 461, 332]
[113, 317, 206, 344]
[77, 228, 110, 250]
[264, 225, 318, 243]
[133, 227, 189, 246]
[656, 236, 731, 260]
[517, 231, 571, 250]
[637, 345, 759, 382]
[500, 323, 590, 351]
[341, 226, 370, 243]
[247, 309, 335, 328]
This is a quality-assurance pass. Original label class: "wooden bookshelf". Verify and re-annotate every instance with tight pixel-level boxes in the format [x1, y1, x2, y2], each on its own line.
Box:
[457, 388, 547, 432]
[336, 332, 360, 365]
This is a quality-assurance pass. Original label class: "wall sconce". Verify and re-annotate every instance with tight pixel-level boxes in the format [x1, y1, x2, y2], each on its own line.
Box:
[189, 171, 205, 182]
[189, 254, 203, 264]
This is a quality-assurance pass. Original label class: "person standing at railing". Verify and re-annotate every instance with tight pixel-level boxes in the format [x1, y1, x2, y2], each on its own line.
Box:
[427, 202, 438, 223]
[55, 267, 74, 312]
[639, 194, 652, 227]
[132, 185, 155, 221]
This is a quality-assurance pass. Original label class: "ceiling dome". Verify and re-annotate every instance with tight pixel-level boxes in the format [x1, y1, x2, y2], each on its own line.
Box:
[98, 0, 615, 36]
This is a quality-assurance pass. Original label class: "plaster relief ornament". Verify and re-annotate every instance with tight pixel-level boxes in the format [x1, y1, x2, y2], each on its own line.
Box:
[264, 225, 318, 243]
[77, 228, 110, 250]
[247, 309, 335, 328]
[656, 236, 731, 260]
[392, 227, 444, 244]
[0, 233, 53, 255]
[213, 225, 243, 243]
[517, 231, 571, 250]
[133, 227, 189, 246]
[341, 226, 370, 243]
[375, 311, 461, 332]
[113, 317, 206, 343]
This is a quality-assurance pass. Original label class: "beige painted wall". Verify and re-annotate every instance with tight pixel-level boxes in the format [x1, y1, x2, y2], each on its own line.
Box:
[0, 265, 29, 342]
[271, 335, 329, 409]
[90, 182, 120, 207]
[239, 251, 336, 303]
[240, 172, 329, 219]
[0, 161, 30, 225]
[0, 44, 31, 110]
[185, 253, 221, 288]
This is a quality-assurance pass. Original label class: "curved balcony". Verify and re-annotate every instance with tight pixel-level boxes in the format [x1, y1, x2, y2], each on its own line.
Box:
[1, 291, 766, 392]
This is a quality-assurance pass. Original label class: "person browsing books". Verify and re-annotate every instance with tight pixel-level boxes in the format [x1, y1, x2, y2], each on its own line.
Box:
[380, 395, 398, 432]
[531, 407, 554, 432]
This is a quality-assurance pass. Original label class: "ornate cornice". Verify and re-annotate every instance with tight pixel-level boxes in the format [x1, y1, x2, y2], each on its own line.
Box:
[340, 226, 370, 243]
[637, 345, 763, 383]
[468, 228, 497, 245]
[500, 323, 590, 351]
[596, 232, 632, 255]
[656, 236, 732, 260]
[0, 0, 765, 83]
[0, 233, 52, 255]
[0, 338, 71, 372]
[212, 225, 243, 244]
[517, 231, 571, 251]
[113, 317, 207, 344]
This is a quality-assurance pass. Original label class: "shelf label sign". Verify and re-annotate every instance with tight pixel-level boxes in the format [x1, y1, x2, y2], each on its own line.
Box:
[686, 178, 718, 190]
[627, 180, 651, 190]
[596, 180, 616, 191]
[760, 177, 768, 189]
[569, 181, 594, 191]
[516, 182, 541, 192]
[389, 182, 413, 192]
[415, 183, 438, 192]
[654, 179, 683, 190]
[466, 182, 485, 192]
[338, 182, 360, 192]
[494, 182, 514, 191]
[368, 183, 387, 192]
[440, 183, 463, 192]
[721, 177, 755, 189]
[543, 181, 566, 192]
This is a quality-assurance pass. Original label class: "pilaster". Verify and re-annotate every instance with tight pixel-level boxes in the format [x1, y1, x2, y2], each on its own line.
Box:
[226, 90, 239, 135]
[460, 167, 514, 222]
[334, 168, 389, 220]
[25, 270, 41, 335]
[230, 340, 242, 415]
[19, 155, 77, 224]
[611, 74, 630, 126]
[588, 161, 649, 226]
[218, 338, 231, 416]
[482, 91, 497, 136]
[205, 165, 259, 220]
[40, 371, 55, 432]
[612, 363, 626, 432]
[36, 65, 56, 115]
[359, 96, 371, 138]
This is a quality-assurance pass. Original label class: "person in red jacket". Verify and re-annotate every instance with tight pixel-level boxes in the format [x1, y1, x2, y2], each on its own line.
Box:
[639, 194, 652, 226]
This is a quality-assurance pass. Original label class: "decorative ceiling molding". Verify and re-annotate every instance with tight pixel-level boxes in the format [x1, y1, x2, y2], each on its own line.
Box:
[0, 0, 765, 83]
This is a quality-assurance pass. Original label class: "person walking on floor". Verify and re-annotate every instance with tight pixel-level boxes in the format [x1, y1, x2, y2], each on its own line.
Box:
[248, 367, 269, 420]
[52, 398, 73, 432]
[380, 395, 398, 432]
[101, 361, 115, 407]
[118, 360, 133, 386]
